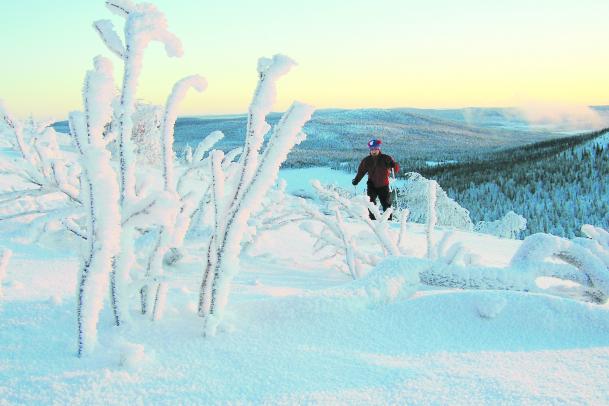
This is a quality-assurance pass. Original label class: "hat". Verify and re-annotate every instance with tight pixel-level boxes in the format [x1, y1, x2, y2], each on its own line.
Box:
[368, 139, 382, 150]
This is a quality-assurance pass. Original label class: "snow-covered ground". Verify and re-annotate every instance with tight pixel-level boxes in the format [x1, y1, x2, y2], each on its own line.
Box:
[2, 0, 608, 403]
[1, 167, 609, 405]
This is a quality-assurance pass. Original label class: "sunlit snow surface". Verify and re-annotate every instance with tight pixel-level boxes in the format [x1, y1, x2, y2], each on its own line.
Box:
[1, 167, 609, 405]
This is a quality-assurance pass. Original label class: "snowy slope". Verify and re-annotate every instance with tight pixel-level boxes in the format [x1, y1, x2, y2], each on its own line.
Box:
[1, 171, 609, 404]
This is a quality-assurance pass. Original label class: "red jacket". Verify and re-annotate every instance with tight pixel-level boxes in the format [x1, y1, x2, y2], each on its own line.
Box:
[353, 153, 399, 188]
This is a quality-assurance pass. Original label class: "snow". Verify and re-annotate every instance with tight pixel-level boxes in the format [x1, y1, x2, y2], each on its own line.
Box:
[2, 0, 609, 393]
[425, 160, 457, 167]
[279, 166, 355, 198]
[2, 166, 609, 402]
[0, 249, 12, 298]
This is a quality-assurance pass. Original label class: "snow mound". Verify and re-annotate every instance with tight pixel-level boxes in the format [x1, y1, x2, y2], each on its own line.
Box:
[351, 256, 425, 303]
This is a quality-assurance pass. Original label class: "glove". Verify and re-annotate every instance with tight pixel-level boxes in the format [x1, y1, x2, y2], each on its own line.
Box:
[351, 179, 357, 186]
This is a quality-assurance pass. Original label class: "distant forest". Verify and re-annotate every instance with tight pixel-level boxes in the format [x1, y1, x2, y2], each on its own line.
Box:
[419, 128, 609, 238]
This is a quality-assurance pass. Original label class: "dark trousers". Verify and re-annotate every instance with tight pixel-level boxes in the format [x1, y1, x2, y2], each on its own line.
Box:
[367, 183, 392, 220]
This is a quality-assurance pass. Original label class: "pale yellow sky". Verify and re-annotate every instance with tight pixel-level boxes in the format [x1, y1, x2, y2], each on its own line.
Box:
[2, 0, 609, 119]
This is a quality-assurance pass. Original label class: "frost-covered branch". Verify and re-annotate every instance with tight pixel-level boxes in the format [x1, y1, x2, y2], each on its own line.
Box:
[138, 75, 207, 320]
[105, 0, 135, 17]
[300, 201, 369, 278]
[197, 58, 313, 335]
[207, 103, 313, 321]
[93, 19, 125, 59]
[397, 209, 410, 253]
[0, 103, 82, 226]
[511, 231, 609, 303]
[74, 56, 121, 357]
[175, 131, 225, 195]
[112, 1, 183, 205]
[311, 180, 400, 256]
[101, 0, 188, 326]
[161, 75, 207, 193]
[229, 55, 296, 206]
[61, 218, 88, 241]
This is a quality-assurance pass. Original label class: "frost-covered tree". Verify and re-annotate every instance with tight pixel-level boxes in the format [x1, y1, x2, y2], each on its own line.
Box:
[198, 55, 314, 336]
[395, 172, 527, 240]
[394, 172, 473, 231]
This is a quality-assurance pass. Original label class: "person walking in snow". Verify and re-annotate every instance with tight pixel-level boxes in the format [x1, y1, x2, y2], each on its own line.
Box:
[352, 139, 400, 220]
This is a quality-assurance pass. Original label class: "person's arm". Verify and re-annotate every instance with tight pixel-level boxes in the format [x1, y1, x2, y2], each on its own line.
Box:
[352, 158, 367, 185]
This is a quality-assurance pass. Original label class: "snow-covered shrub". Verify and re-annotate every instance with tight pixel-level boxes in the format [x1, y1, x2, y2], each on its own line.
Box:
[129, 103, 163, 165]
[198, 54, 314, 336]
[300, 180, 409, 279]
[308, 180, 400, 256]
[511, 227, 609, 303]
[0, 100, 83, 238]
[434, 230, 480, 268]
[574, 224, 609, 267]
[306, 206, 609, 306]
[139, 75, 209, 321]
[474, 210, 527, 239]
[244, 179, 307, 253]
[91, 0, 192, 327]
[173, 132, 228, 240]
[369, 224, 609, 306]
[49, 0, 213, 354]
[316, 182, 355, 204]
[301, 199, 368, 279]
[394, 172, 474, 231]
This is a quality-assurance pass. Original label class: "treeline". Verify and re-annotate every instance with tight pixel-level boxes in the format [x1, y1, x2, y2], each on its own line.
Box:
[419, 128, 609, 238]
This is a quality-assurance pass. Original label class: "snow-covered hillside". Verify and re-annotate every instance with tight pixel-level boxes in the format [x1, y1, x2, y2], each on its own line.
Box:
[54, 106, 579, 169]
[2, 201, 609, 404]
[178, 108, 575, 168]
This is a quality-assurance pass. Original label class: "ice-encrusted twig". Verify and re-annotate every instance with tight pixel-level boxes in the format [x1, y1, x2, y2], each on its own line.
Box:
[197, 58, 313, 334]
